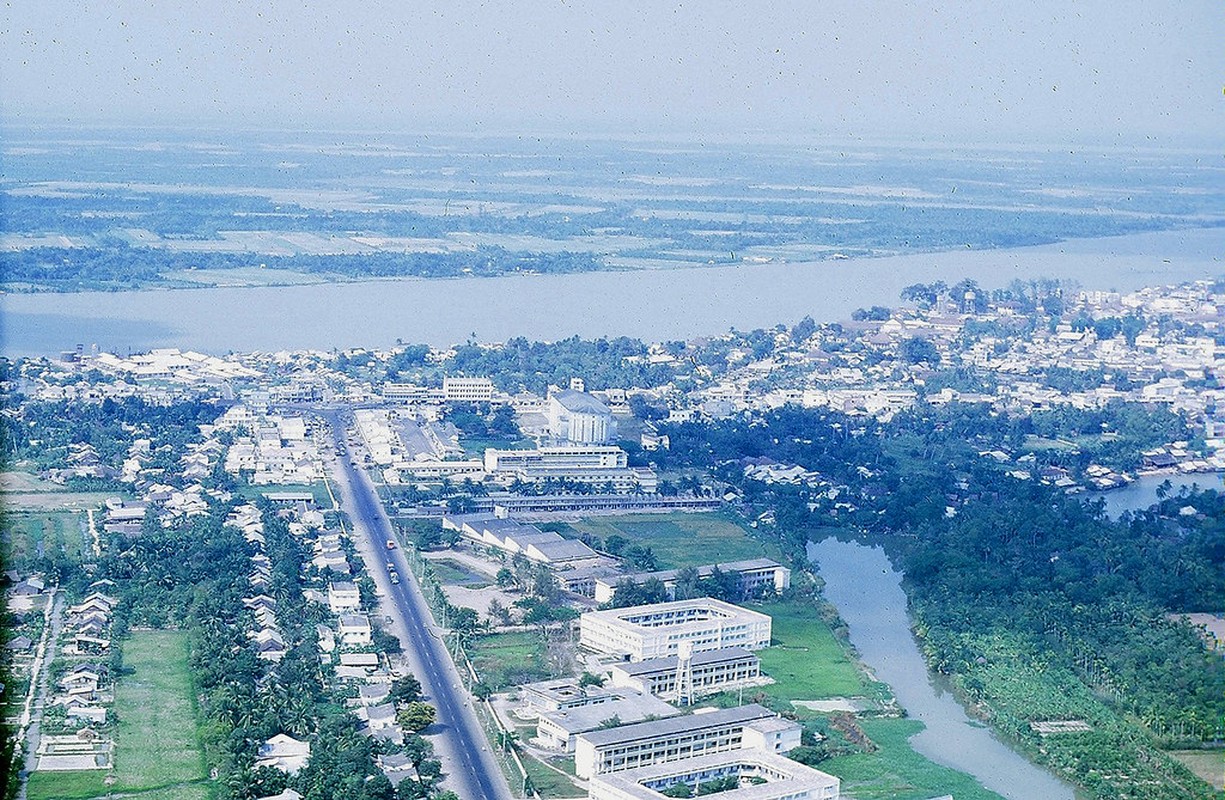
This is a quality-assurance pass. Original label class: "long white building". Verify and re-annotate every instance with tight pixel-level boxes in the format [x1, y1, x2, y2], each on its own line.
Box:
[574, 704, 799, 779]
[579, 598, 772, 662]
[593, 559, 792, 604]
[588, 750, 840, 800]
[483, 445, 656, 493]
[607, 647, 764, 701]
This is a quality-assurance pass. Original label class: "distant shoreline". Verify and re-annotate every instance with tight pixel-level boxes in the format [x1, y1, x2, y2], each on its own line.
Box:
[3, 225, 1222, 298]
[3, 226, 1222, 358]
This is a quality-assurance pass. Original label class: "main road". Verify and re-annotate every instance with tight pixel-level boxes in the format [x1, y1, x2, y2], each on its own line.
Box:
[320, 409, 512, 800]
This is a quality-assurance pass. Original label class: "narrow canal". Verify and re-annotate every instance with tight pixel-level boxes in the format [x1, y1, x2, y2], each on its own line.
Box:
[808, 537, 1077, 800]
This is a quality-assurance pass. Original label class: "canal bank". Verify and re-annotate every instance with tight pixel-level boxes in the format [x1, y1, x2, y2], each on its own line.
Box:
[808, 538, 1077, 800]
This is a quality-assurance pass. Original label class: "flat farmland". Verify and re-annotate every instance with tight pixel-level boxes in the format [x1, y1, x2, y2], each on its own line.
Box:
[2, 510, 86, 568]
[109, 630, 210, 795]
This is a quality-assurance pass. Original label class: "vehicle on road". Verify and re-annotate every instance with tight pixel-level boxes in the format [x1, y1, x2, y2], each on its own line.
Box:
[386, 538, 397, 549]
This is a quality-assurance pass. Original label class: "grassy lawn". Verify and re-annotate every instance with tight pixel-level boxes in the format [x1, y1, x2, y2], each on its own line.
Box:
[749, 597, 868, 702]
[2, 510, 86, 569]
[821, 718, 1004, 800]
[468, 631, 549, 689]
[562, 512, 783, 569]
[114, 785, 214, 800]
[0, 473, 115, 512]
[522, 753, 585, 799]
[460, 436, 535, 458]
[429, 558, 490, 587]
[110, 630, 209, 793]
[25, 770, 107, 800]
[1021, 434, 1080, 452]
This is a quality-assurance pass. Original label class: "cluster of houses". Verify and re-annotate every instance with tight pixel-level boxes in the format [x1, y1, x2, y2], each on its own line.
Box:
[44, 443, 117, 484]
[214, 405, 324, 486]
[248, 501, 428, 795]
[36, 582, 119, 773]
[685, 282, 1225, 480]
[228, 504, 291, 663]
[62, 586, 116, 657]
[6, 572, 50, 618]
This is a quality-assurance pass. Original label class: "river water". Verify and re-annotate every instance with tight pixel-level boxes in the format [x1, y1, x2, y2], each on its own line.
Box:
[1088, 472, 1225, 519]
[808, 537, 1077, 800]
[3, 227, 1223, 357]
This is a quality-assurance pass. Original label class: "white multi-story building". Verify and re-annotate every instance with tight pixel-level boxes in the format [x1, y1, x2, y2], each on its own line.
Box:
[607, 647, 764, 700]
[534, 689, 681, 752]
[443, 377, 495, 403]
[574, 704, 798, 779]
[483, 445, 655, 493]
[327, 581, 361, 614]
[588, 750, 839, 800]
[580, 599, 772, 662]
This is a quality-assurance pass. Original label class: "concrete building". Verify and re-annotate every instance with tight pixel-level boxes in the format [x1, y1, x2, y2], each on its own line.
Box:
[573, 704, 797, 779]
[521, 678, 624, 714]
[327, 582, 361, 614]
[337, 613, 373, 647]
[588, 750, 839, 800]
[593, 559, 792, 604]
[607, 647, 763, 701]
[548, 388, 616, 444]
[483, 445, 655, 493]
[579, 599, 772, 662]
[449, 515, 604, 568]
[485, 445, 626, 472]
[443, 377, 495, 403]
[535, 690, 681, 752]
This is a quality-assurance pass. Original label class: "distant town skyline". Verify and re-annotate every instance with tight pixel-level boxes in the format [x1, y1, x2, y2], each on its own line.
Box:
[3, 1, 1222, 146]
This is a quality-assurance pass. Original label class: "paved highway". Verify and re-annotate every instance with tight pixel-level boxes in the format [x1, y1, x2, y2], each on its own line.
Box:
[324, 412, 512, 800]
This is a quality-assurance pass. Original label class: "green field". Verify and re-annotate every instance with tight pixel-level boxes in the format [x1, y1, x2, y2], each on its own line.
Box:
[468, 631, 550, 689]
[749, 597, 869, 702]
[25, 770, 107, 800]
[821, 718, 1004, 800]
[460, 436, 535, 458]
[562, 512, 783, 568]
[110, 629, 210, 795]
[522, 753, 585, 799]
[2, 510, 87, 569]
[429, 558, 490, 587]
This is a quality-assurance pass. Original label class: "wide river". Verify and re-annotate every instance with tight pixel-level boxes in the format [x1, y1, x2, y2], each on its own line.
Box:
[2, 227, 1222, 357]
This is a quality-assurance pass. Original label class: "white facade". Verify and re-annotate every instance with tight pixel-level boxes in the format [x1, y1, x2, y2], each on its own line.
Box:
[327, 582, 361, 614]
[443, 377, 495, 403]
[580, 599, 772, 662]
[483, 445, 654, 493]
[593, 559, 792, 604]
[608, 647, 763, 700]
[588, 750, 839, 800]
[547, 388, 615, 444]
[574, 704, 796, 779]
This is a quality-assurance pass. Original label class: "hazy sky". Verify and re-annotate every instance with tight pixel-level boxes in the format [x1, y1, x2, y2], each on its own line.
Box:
[2, 1, 1222, 144]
